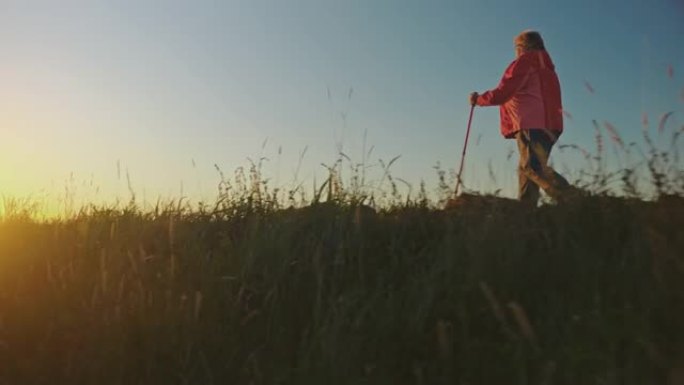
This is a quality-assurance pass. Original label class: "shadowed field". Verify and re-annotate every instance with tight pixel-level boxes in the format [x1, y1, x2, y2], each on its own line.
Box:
[1, 193, 683, 384]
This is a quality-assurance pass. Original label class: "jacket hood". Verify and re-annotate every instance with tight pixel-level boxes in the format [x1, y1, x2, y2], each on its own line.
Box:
[520, 50, 555, 71]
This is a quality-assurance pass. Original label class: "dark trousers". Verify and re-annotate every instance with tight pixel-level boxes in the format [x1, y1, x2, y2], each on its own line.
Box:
[516, 129, 571, 204]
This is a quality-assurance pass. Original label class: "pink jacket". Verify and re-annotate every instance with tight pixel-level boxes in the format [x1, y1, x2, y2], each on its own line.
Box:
[476, 50, 563, 140]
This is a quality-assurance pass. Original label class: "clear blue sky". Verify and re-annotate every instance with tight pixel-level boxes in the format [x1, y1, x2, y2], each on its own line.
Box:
[1, 0, 683, 209]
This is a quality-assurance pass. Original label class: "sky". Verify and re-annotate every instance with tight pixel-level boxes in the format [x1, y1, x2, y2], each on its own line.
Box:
[1, 0, 683, 212]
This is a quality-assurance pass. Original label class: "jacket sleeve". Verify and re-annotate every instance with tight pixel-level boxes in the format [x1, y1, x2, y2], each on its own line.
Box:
[476, 58, 530, 106]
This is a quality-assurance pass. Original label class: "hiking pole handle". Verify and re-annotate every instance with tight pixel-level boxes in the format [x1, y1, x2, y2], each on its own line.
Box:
[455, 104, 475, 196]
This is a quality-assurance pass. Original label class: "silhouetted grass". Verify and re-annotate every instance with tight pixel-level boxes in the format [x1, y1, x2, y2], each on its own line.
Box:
[1, 189, 683, 385]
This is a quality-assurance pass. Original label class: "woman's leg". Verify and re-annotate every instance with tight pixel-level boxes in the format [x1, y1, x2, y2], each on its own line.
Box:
[516, 130, 541, 205]
[532, 131, 571, 194]
[517, 130, 570, 202]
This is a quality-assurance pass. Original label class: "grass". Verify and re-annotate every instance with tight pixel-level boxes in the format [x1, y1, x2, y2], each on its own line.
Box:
[0, 114, 683, 384]
[1, 192, 683, 385]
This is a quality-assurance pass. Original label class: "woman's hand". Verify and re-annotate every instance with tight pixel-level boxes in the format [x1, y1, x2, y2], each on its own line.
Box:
[469, 92, 479, 106]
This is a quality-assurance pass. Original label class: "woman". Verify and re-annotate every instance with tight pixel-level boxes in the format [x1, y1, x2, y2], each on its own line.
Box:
[470, 30, 573, 205]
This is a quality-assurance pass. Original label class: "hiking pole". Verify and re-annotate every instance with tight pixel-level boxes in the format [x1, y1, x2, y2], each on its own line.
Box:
[454, 104, 475, 197]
